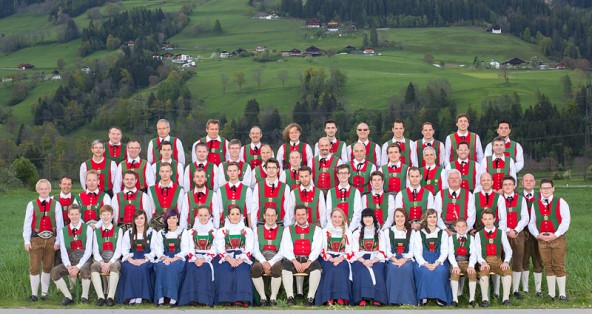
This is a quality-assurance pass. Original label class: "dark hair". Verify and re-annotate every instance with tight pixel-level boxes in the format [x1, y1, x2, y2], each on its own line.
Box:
[497, 120, 511, 128]
[420, 208, 438, 233]
[159, 140, 173, 151]
[324, 119, 337, 127]
[359, 208, 380, 247]
[392, 119, 405, 127]
[131, 209, 148, 248]
[370, 170, 384, 180]
[163, 209, 179, 232]
[59, 176, 73, 184]
[456, 140, 470, 150]
[540, 178, 554, 187]
[387, 143, 401, 153]
[394, 208, 412, 238]
[502, 175, 516, 185]
[265, 158, 280, 169]
[456, 114, 469, 122]
[299, 165, 312, 175]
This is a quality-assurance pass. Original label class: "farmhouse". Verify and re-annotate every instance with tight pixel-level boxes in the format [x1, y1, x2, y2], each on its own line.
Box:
[306, 18, 321, 28]
[363, 48, 375, 56]
[327, 21, 339, 31]
[502, 57, 526, 66]
[488, 25, 502, 34]
[18, 63, 35, 70]
[304, 46, 322, 57]
[281, 48, 302, 57]
[220, 50, 230, 58]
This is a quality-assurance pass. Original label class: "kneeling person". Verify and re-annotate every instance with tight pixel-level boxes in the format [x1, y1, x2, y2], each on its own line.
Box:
[252, 207, 284, 306]
[91, 205, 123, 306]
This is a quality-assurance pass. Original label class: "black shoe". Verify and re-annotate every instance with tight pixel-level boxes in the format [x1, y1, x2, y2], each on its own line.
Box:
[96, 298, 105, 306]
[469, 301, 476, 308]
[260, 299, 269, 307]
[559, 296, 567, 301]
[106, 298, 115, 306]
[492, 294, 500, 300]
[296, 293, 304, 299]
[513, 291, 524, 300]
[481, 300, 490, 308]
[28, 295, 38, 302]
[306, 298, 314, 307]
[536, 291, 544, 297]
[450, 301, 458, 307]
[40, 295, 47, 301]
[503, 299, 511, 306]
[549, 296, 556, 302]
[287, 297, 295, 306]
[60, 297, 74, 306]
[81, 297, 89, 304]
[269, 299, 277, 306]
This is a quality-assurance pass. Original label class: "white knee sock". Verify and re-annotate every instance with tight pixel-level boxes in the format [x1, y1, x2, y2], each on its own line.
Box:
[91, 273, 104, 299]
[282, 270, 294, 298]
[81, 279, 91, 299]
[108, 272, 119, 299]
[41, 272, 51, 296]
[546, 275, 556, 298]
[556, 276, 567, 297]
[252, 277, 267, 301]
[54, 278, 72, 299]
[270, 277, 282, 300]
[308, 270, 321, 299]
[479, 276, 490, 302]
[30, 274, 40, 296]
[512, 272, 521, 293]
[502, 275, 512, 301]
[468, 281, 477, 302]
[521, 271, 529, 292]
[534, 272, 543, 292]
[450, 280, 459, 302]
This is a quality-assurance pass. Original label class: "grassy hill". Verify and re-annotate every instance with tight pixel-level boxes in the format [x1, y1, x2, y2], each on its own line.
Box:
[0, 0, 576, 128]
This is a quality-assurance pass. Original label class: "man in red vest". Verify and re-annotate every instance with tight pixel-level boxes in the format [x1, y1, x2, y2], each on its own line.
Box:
[280, 150, 302, 190]
[252, 207, 284, 306]
[277, 123, 313, 168]
[115, 140, 155, 192]
[240, 126, 263, 169]
[218, 162, 253, 228]
[147, 119, 186, 166]
[380, 143, 408, 195]
[394, 167, 434, 230]
[444, 141, 483, 192]
[53, 176, 73, 226]
[349, 142, 376, 194]
[183, 142, 221, 192]
[180, 167, 222, 228]
[434, 169, 475, 236]
[484, 120, 524, 173]
[280, 205, 323, 307]
[250, 144, 275, 188]
[288, 166, 327, 227]
[326, 164, 362, 231]
[362, 171, 395, 229]
[481, 136, 517, 193]
[444, 114, 483, 164]
[419, 146, 445, 194]
[111, 170, 153, 228]
[251, 158, 292, 228]
[315, 119, 348, 162]
[311, 137, 343, 195]
[218, 139, 252, 188]
[74, 170, 112, 230]
[147, 162, 186, 229]
[346, 122, 382, 166]
[104, 126, 126, 165]
[416, 122, 446, 167]
[528, 179, 570, 301]
[80, 139, 119, 196]
[151, 141, 183, 187]
[381, 119, 417, 166]
[192, 119, 229, 165]
[521, 173, 543, 295]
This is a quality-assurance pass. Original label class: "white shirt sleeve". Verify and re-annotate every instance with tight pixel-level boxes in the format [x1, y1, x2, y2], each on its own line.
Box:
[79, 162, 87, 190]
[176, 138, 186, 166]
[555, 198, 571, 237]
[23, 201, 34, 245]
[110, 161, 121, 194]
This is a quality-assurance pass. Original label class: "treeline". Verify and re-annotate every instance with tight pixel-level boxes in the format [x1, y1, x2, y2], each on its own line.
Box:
[278, 0, 592, 62]
[80, 8, 189, 56]
[0, 0, 44, 18]
[48, 0, 107, 19]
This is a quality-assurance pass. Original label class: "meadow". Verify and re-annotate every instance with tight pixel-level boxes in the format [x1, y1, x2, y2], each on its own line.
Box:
[1, 187, 591, 308]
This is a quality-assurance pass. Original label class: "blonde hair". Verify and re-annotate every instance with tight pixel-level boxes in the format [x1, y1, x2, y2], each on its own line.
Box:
[331, 207, 348, 248]
[35, 179, 51, 191]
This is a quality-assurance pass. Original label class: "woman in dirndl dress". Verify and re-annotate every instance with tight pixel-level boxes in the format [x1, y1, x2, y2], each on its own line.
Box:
[153, 209, 188, 306]
[351, 208, 388, 306]
[214, 204, 254, 306]
[178, 205, 217, 306]
[315, 207, 354, 305]
[412, 208, 451, 306]
[116, 209, 156, 305]
[384, 208, 417, 305]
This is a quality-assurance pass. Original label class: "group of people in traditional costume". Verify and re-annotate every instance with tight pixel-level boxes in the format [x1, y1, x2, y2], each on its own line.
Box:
[23, 116, 571, 307]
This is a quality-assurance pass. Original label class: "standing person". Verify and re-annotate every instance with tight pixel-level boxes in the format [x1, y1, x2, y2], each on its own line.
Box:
[53, 176, 73, 226]
[153, 209, 188, 307]
[384, 208, 417, 306]
[251, 207, 284, 306]
[412, 208, 451, 306]
[419, 146, 445, 194]
[312, 137, 343, 194]
[183, 142, 221, 192]
[481, 136, 517, 193]
[24, 179, 64, 302]
[444, 114, 483, 164]
[279, 150, 302, 190]
[217, 162, 253, 228]
[471, 173, 503, 234]
[147, 119, 185, 166]
[351, 208, 388, 306]
[381, 119, 417, 166]
[448, 218, 478, 307]
[74, 170, 112, 229]
[218, 139, 252, 188]
[191, 119, 229, 165]
[394, 167, 434, 231]
[148, 162, 186, 229]
[276, 123, 313, 169]
[80, 139, 119, 196]
[484, 120, 524, 173]
[116, 210, 156, 305]
[151, 141, 183, 187]
[315, 208, 354, 306]
[499, 176, 529, 300]
[90, 205, 123, 306]
[240, 126, 263, 169]
[111, 171, 154, 229]
[326, 164, 363, 231]
[416, 122, 445, 167]
[434, 169, 476, 236]
[251, 158, 292, 228]
[280, 205, 323, 306]
[475, 209, 513, 307]
[528, 179, 570, 301]
[380, 143, 408, 195]
[214, 205, 254, 307]
[104, 126, 126, 165]
[250, 144, 275, 188]
[349, 142, 376, 194]
[178, 205, 218, 307]
[443, 141, 483, 192]
[361, 171, 395, 229]
[289, 166, 327, 227]
[180, 168, 222, 229]
[521, 173, 543, 295]
[51, 204, 93, 305]
[315, 119, 348, 162]
[346, 122, 382, 166]
[116, 140, 155, 192]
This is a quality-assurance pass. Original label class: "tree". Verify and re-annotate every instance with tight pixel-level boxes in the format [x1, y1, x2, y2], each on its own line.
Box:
[244, 99, 260, 127]
[253, 68, 263, 90]
[234, 72, 245, 93]
[56, 58, 65, 70]
[362, 32, 369, 48]
[561, 74, 572, 98]
[423, 53, 434, 64]
[213, 19, 223, 33]
[106, 34, 121, 50]
[277, 70, 289, 88]
[498, 64, 509, 84]
[58, 19, 79, 42]
[220, 73, 229, 93]
[12, 157, 39, 190]
[370, 27, 378, 47]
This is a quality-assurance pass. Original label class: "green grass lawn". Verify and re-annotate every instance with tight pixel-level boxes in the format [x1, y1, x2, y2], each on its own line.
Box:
[1, 187, 591, 308]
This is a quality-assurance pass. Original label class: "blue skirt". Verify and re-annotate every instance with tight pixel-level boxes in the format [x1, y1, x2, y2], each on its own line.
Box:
[153, 253, 186, 303]
[315, 256, 352, 305]
[214, 251, 252, 304]
[385, 256, 417, 305]
[116, 255, 155, 304]
[351, 257, 387, 304]
[413, 251, 452, 304]
[178, 257, 216, 306]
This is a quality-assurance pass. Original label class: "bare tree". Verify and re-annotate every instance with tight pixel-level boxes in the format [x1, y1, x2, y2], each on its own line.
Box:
[234, 72, 245, 93]
[277, 70, 289, 88]
[220, 73, 229, 94]
[253, 68, 263, 90]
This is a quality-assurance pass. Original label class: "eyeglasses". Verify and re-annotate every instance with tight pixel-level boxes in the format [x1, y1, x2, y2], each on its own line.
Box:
[540, 186, 553, 190]
[357, 129, 368, 131]
[266, 167, 279, 170]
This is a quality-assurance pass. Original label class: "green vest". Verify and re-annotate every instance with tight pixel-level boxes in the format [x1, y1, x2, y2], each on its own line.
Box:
[257, 181, 287, 222]
[330, 187, 357, 220]
[62, 223, 88, 254]
[105, 142, 126, 164]
[388, 229, 411, 254]
[219, 184, 249, 219]
[385, 138, 412, 165]
[365, 193, 391, 225]
[151, 137, 179, 163]
[116, 191, 143, 223]
[31, 199, 57, 232]
[420, 229, 442, 252]
[419, 165, 442, 194]
[348, 161, 373, 193]
[441, 189, 469, 223]
[479, 228, 503, 257]
[451, 234, 471, 257]
[474, 191, 500, 229]
[416, 139, 442, 166]
[257, 226, 284, 252]
[290, 224, 316, 243]
[155, 160, 180, 183]
[224, 229, 247, 250]
[282, 169, 300, 189]
[448, 132, 478, 161]
[189, 162, 216, 190]
[449, 160, 476, 191]
[149, 185, 182, 216]
[85, 158, 113, 191]
[191, 229, 215, 250]
[121, 159, 148, 189]
[534, 197, 562, 233]
[313, 155, 339, 189]
[293, 187, 322, 223]
[401, 188, 430, 221]
[187, 190, 214, 227]
[95, 226, 120, 253]
[162, 231, 183, 254]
